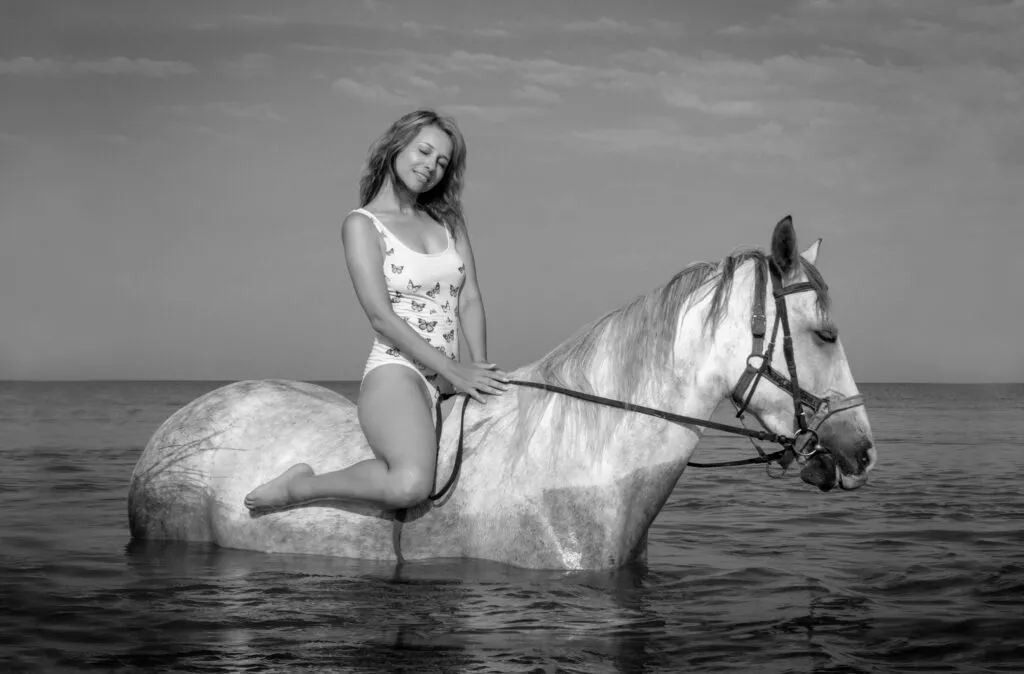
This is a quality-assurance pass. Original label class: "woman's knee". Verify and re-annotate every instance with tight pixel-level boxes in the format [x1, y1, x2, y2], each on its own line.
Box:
[382, 469, 433, 509]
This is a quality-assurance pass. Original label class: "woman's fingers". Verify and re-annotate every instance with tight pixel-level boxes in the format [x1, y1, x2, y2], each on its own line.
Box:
[464, 386, 485, 404]
[474, 362, 511, 383]
[451, 363, 513, 401]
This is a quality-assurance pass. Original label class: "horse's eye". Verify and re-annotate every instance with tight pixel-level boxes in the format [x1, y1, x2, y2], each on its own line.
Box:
[815, 326, 838, 343]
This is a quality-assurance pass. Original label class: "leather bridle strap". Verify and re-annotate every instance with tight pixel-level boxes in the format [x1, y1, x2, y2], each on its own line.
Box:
[769, 259, 811, 432]
[732, 259, 825, 419]
[733, 260, 773, 415]
[429, 393, 470, 502]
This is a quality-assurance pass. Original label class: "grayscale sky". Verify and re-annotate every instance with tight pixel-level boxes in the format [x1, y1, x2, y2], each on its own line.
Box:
[2, 0, 1022, 383]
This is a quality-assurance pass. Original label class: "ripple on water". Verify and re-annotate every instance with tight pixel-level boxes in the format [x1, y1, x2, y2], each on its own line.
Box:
[2, 382, 1024, 672]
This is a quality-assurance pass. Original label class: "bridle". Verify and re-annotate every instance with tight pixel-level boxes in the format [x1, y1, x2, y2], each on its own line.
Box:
[730, 257, 865, 469]
[428, 256, 865, 502]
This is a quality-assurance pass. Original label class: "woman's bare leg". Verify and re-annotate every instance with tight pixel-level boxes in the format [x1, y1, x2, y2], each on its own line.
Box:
[244, 365, 437, 510]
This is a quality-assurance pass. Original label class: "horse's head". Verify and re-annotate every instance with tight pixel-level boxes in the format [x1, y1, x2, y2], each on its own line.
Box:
[722, 216, 876, 491]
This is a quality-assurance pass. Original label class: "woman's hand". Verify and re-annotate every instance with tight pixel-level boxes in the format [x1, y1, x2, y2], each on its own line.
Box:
[443, 361, 511, 404]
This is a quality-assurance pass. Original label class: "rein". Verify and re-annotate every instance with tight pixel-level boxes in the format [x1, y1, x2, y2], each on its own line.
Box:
[428, 381, 787, 502]
[507, 380, 790, 468]
[429, 256, 864, 502]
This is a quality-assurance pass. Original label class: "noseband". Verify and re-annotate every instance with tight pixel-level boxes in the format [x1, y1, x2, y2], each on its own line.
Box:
[731, 258, 864, 468]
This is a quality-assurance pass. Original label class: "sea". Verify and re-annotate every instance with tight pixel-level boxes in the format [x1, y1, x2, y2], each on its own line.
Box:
[0, 381, 1021, 673]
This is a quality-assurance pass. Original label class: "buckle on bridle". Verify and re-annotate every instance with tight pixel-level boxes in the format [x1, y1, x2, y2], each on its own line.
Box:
[792, 428, 820, 458]
[745, 353, 766, 372]
[751, 313, 766, 338]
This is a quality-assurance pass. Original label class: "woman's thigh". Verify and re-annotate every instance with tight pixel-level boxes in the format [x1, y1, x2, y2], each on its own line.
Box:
[358, 364, 437, 475]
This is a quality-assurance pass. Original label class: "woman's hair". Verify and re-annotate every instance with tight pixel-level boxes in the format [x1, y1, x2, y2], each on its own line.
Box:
[359, 109, 467, 237]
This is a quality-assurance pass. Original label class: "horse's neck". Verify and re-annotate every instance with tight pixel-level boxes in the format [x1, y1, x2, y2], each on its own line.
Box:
[512, 310, 730, 484]
[597, 314, 728, 469]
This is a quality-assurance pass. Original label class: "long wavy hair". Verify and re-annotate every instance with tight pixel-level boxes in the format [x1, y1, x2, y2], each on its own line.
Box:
[358, 109, 468, 238]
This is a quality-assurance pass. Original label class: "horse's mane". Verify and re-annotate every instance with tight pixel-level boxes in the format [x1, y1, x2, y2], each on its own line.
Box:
[513, 249, 829, 462]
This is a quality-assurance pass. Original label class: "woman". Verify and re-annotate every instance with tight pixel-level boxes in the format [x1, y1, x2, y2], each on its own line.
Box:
[244, 109, 509, 511]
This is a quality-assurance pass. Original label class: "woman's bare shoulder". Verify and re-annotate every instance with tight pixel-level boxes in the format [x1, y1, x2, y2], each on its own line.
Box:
[343, 208, 380, 235]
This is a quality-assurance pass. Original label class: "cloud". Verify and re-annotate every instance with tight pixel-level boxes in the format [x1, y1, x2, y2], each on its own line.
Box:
[561, 17, 682, 36]
[0, 56, 194, 77]
[571, 121, 795, 159]
[662, 88, 763, 116]
[344, 58, 461, 99]
[234, 14, 292, 26]
[563, 17, 641, 34]
[401, 20, 426, 36]
[961, 0, 1024, 26]
[313, 11, 1020, 189]
[164, 102, 285, 122]
[343, 49, 616, 94]
[723, 0, 1024, 67]
[333, 77, 411, 105]
[71, 58, 196, 77]
[473, 28, 511, 38]
[400, 21, 451, 36]
[512, 84, 562, 103]
[0, 57, 62, 75]
[291, 43, 346, 54]
[94, 133, 131, 145]
[404, 73, 459, 95]
[442, 50, 518, 73]
[717, 24, 751, 36]
[443, 104, 541, 123]
[580, 47, 1021, 191]
[219, 53, 274, 78]
[192, 15, 280, 30]
[441, 50, 602, 88]
[207, 102, 285, 122]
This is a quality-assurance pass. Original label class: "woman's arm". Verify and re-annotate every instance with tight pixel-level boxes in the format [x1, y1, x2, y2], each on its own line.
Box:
[455, 226, 487, 362]
[342, 211, 458, 377]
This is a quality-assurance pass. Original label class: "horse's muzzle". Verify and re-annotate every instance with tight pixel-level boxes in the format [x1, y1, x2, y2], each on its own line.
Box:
[800, 443, 875, 492]
[800, 452, 838, 492]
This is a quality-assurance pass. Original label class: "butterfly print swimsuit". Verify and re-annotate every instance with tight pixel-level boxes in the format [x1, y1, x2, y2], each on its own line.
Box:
[353, 208, 465, 394]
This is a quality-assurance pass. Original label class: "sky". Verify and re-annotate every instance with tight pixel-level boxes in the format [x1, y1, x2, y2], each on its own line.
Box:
[1, 0, 1022, 383]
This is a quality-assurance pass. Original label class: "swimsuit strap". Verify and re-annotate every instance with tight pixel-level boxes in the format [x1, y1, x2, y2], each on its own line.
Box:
[350, 207, 451, 255]
[350, 207, 386, 235]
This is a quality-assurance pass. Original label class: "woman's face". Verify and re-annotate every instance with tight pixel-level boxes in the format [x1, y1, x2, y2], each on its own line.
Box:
[393, 125, 452, 195]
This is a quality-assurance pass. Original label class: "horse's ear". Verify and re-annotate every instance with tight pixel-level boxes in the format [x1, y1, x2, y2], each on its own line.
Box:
[770, 215, 798, 275]
[801, 238, 822, 266]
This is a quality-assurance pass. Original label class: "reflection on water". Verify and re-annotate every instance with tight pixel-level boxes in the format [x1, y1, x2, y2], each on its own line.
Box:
[118, 539, 667, 673]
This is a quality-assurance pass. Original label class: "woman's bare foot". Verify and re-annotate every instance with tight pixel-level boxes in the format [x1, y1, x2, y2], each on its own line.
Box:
[244, 463, 315, 510]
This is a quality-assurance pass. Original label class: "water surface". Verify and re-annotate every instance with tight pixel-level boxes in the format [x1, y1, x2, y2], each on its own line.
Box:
[1, 381, 1021, 672]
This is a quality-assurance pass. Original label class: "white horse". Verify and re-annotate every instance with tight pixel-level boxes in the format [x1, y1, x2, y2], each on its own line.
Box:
[128, 217, 876, 570]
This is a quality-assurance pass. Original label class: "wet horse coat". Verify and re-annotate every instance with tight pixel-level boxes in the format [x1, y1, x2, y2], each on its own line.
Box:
[128, 218, 877, 570]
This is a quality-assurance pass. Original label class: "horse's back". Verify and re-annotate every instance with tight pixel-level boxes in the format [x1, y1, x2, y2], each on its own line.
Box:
[128, 379, 368, 542]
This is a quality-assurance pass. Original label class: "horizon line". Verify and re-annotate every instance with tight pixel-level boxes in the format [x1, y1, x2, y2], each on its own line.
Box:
[1, 379, 1021, 386]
